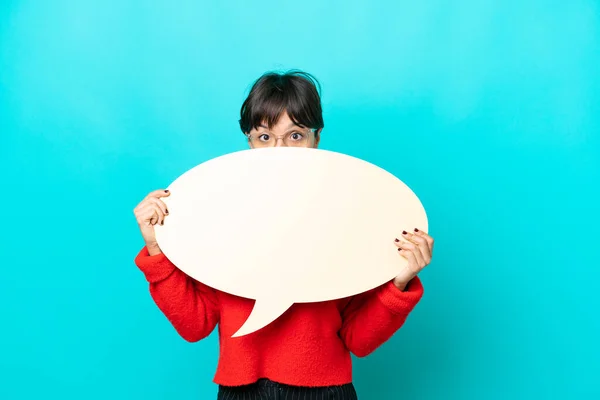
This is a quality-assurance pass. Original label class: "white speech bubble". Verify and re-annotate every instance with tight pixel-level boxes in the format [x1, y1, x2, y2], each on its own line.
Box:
[154, 147, 428, 337]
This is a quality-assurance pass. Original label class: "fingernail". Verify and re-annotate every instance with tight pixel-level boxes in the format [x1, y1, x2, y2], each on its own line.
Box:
[395, 238, 399, 242]
[164, 190, 169, 193]
[397, 248, 402, 251]
[402, 231, 407, 235]
[414, 228, 419, 232]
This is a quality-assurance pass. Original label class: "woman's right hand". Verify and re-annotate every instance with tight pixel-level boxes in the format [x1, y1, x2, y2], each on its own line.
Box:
[133, 189, 171, 254]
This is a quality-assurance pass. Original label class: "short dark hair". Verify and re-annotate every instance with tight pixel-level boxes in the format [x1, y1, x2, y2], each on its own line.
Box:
[239, 70, 324, 134]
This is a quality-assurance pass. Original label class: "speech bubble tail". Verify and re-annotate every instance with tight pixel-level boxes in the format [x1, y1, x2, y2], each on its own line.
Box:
[231, 299, 293, 338]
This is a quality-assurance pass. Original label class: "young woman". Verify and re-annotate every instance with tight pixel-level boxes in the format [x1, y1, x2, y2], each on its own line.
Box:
[133, 70, 434, 399]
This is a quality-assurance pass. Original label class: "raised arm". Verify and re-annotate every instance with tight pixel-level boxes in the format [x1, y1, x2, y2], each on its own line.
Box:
[339, 277, 423, 357]
[135, 246, 220, 342]
[132, 189, 219, 342]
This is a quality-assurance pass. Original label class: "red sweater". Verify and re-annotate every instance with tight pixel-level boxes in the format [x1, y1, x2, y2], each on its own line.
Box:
[134, 246, 424, 387]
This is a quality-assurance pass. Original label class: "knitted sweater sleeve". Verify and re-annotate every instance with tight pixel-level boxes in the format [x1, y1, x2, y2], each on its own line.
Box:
[339, 276, 424, 357]
[134, 246, 220, 342]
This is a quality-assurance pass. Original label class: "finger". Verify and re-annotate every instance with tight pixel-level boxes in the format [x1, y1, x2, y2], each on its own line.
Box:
[397, 243, 420, 270]
[413, 228, 434, 252]
[145, 189, 171, 200]
[135, 190, 170, 213]
[136, 196, 168, 214]
[149, 204, 166, 225]
[397, 238, 427, 268]
[394, 231, 417, 248]
[393, 236, 406, 247]
[147, 197, 169, 219]
[149, 212, 158, 226]
[141, 207, 158, 226]
[403, 231, 431, 262]
[144, 207, 159, 226]
[138, 204, 162, 226]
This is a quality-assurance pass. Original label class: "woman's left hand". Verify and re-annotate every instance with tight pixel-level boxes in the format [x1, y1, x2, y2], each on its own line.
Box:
[393, 228, 434, 291]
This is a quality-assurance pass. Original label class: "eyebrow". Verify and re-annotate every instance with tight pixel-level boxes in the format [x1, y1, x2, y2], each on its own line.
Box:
[258, 121, 306, 130]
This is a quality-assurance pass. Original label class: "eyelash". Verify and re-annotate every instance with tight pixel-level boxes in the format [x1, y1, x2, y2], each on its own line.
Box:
[259, 132, 304, 139]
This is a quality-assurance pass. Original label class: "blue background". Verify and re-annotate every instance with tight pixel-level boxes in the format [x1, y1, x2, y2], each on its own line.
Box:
[1, 1, 599, 399]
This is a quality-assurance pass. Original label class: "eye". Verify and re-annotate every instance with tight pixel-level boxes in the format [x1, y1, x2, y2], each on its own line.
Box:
[290, 132, 304, 141]
[258, 134, 270, 142]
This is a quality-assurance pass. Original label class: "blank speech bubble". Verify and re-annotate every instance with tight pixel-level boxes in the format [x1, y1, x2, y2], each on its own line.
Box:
[154, 148, 428, 337]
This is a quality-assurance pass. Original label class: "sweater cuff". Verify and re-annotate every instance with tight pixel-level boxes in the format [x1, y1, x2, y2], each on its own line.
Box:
[376, 276, 424, 315]
[134, 246, 177, 283]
